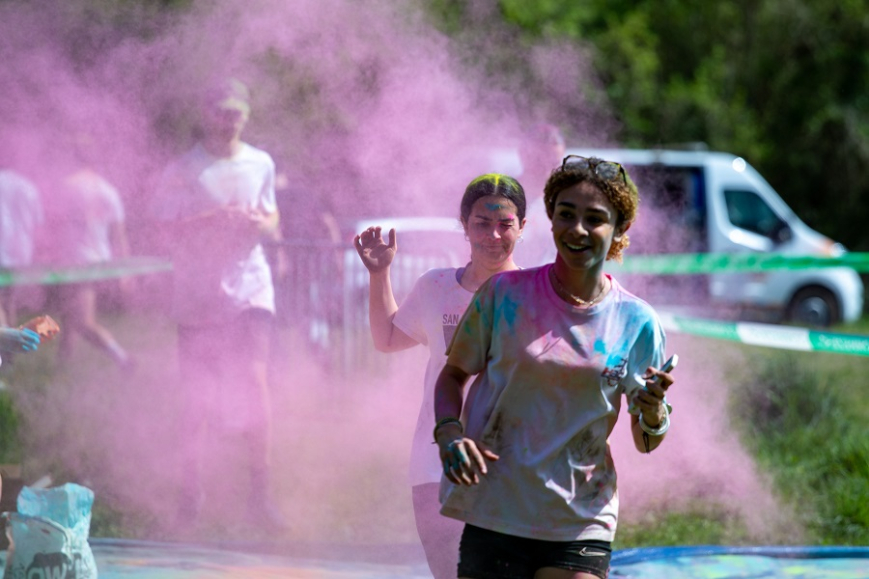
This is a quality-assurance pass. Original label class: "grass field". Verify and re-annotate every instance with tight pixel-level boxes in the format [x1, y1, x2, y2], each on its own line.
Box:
[0, 305, 866, 549]
[618, 316, 869, 548]
[729, 347, 869, 545]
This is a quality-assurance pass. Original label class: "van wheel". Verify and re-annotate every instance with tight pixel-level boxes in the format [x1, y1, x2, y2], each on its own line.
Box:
[786, 287, 839, 327]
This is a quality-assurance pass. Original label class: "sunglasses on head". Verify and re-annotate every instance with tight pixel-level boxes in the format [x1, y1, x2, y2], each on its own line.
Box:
[561, 155, 627, 185]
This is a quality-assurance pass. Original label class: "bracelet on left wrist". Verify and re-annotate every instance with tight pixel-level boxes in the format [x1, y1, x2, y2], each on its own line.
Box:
[433, 417, 463, 443]
[639, 408, 670, 436]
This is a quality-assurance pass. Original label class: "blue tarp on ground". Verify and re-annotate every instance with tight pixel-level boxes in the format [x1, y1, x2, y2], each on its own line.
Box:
[611, 545, 869, 578]
[1, 541, 866, 578]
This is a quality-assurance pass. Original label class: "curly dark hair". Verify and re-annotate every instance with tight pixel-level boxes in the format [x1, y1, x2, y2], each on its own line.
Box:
[460, 174, 527, 224]
[542, 158, 639, 262]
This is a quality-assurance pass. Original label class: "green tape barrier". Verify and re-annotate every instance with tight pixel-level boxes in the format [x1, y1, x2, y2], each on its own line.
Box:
[4, 253, 867, 357]
[614, 252, 869, 274]
[808, 332, 869, 356]
[664, 316, 741, 342]
[13, 252, 860, 284]
[660, 312, 869, 357]
[0, 257, 172, 287]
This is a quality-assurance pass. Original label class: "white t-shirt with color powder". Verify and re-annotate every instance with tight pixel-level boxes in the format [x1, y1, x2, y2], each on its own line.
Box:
[392, 267, 475, 487]
[440, 264, 665, 542]
[151, 142, 277, 326]
[0, 169, 43, 269]
[49, 169, 125, 265]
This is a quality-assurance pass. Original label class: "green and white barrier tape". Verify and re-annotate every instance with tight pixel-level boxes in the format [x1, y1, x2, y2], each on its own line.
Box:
[614, 252, 869, 275]
[2, 254, 867, 356]
[9, 252, 861, 285]
[0, 257, 172, 287]
[659, 312, 869, 357]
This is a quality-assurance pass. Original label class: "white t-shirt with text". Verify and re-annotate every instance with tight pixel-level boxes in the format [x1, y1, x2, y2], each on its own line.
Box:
[393, 267, 476, 487]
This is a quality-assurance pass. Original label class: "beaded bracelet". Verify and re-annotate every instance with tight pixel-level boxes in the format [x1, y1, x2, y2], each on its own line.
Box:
[433, 417, 463, 443]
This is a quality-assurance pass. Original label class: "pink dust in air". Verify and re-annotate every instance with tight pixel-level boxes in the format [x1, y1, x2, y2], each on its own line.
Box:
[0, 0, 789, 547]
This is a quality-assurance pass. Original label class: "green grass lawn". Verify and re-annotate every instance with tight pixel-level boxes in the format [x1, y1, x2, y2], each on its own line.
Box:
[728, 346, 869, 545]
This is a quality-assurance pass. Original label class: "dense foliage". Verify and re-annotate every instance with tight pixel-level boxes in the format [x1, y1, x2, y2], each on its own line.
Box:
[4, 0, 866, 248]
[425, 0, 869, 252]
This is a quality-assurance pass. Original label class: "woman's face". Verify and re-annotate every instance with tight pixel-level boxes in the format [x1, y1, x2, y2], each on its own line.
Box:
[550, 181, 625, 272]
[462, 195, 524, 269]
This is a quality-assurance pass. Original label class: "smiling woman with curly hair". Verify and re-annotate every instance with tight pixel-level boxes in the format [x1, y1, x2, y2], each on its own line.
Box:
[433, 156, 677, 579]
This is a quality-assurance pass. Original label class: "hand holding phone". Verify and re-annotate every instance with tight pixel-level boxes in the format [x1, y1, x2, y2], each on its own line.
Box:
[628, 354, 678, 415]
[653, 354, 679, 379]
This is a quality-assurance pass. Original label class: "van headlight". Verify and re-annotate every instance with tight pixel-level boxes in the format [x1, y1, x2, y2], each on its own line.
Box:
[828, 241, 847, 257]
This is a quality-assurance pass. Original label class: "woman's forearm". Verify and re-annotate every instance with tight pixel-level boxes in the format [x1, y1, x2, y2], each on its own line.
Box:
[368, 269, 400, 351]
[631, 414, 666, 453]
[435, 364, 470, 422]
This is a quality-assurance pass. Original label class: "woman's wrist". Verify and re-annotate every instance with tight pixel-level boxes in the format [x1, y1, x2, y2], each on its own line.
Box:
[434, 417, 463, 444]
[639, 407, 670, 436]
[641, 410, 663, 429]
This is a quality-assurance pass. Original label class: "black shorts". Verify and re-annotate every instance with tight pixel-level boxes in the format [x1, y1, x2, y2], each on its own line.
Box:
[458, 524, 611, 579]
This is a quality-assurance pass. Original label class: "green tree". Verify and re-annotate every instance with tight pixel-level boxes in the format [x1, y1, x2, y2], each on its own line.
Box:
[426, 0, 869, 251]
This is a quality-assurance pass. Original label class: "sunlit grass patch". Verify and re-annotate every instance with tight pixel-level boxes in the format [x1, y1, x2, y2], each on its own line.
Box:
[728, 349, 869, 545]
[615, 501, 754, 548]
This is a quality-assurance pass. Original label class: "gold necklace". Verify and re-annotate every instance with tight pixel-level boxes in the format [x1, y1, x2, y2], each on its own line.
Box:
[549, 268, 609, 307]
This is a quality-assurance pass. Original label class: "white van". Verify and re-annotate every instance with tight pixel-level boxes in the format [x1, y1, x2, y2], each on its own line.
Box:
[561, 147, 864, 326]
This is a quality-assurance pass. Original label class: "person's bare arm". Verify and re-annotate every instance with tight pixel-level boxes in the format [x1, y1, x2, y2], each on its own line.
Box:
[109, 221, 136, 295]
[366, 269, 418, 352]
[631, 365, 675, 453]
[109, 222, 130, 259]
[434, 363, 499, 485]
[434, 363, 469, 425]
[255, 209, 280, 238]
[354, 227, 417, 352]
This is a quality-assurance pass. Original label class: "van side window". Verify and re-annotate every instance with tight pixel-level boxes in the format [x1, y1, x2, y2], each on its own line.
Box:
[723, 189, 786, 239]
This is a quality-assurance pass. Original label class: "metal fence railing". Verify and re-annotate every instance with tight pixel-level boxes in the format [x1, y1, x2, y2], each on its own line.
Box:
[272, 239, 464, 375]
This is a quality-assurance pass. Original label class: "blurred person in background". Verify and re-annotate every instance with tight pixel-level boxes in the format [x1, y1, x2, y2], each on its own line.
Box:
[512, 123, 566, 268]
[150, 77, 285, 531]
[434, 156, 676, 579]
[354, 174, 526, 579]
[0, 164, 44, 328]
[42, 133, 134, 369]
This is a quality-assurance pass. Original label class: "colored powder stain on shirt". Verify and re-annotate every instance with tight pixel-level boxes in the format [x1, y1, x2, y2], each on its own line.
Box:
[593, 338, 607, 355]
[464, 296, 484, 335]
[441, 269, 666, 542]
[498, 293, 520, 329]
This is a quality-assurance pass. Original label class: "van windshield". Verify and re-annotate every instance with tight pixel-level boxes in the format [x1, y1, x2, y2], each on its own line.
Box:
[723, 189, 788, 240]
